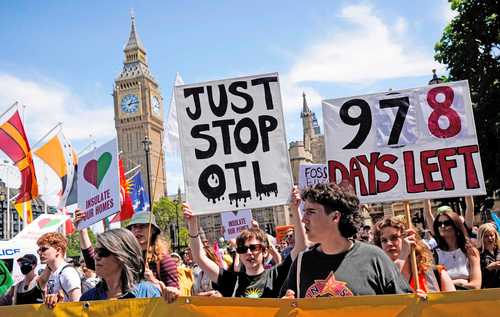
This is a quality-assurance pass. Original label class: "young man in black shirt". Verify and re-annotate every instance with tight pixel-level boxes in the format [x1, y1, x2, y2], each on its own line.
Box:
[281, 183, 412, 298]
[182, 186, 306, 298]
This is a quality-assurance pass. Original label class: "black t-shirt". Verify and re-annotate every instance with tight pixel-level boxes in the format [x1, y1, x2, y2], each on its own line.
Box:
[480, 249, 500, 289]
[280, 241, 412, 298]
[217, 255, 292, 298]
[15, 281, 44, 305]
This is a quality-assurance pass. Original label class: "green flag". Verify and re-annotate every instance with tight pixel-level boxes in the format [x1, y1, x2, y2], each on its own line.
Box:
[0, 260, 14, 296]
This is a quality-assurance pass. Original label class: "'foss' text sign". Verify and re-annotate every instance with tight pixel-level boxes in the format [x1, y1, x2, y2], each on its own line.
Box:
[322, 80, 485, 203]
[176, 73, 293, 214]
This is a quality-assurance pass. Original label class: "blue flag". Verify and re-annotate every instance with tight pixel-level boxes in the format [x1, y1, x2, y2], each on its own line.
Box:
[491, 211, 500, 233]
[130, 171, 150, 212]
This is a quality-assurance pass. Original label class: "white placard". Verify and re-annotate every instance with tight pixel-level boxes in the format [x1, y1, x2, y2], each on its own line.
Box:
[12, 214, 69, 243]
[221, 209, 252, 240]
[298, 163, 328, 189]
[323, 80, 486, 203]
[77, 139, 120, 230]
[175, 73, 293, 214]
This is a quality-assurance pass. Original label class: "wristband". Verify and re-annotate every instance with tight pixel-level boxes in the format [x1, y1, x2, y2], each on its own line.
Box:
[188, 232, 200, 238]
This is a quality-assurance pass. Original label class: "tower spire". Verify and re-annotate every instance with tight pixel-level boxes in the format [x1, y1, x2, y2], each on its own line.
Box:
[124, 12, 145, 53]
[302, 92, 311, 114]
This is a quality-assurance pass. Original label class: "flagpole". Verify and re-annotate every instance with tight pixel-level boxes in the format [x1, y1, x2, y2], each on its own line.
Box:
[22, 201, 28, 229]
[31, 122, 62, 150]
[78, 136, 96, 156]
[6, 186, 10, 239]
[0, 102, 18, 120]
[125, 164, 142, 177]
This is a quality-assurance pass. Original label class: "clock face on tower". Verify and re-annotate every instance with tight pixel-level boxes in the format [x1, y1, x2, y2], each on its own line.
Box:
[151, 95, 161, 114]
[120, 94, 139, 113]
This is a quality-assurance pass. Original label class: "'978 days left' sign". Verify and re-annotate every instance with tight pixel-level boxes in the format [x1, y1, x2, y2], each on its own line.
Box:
[175, 73, 293, 215]
[323, 80, 486, 203]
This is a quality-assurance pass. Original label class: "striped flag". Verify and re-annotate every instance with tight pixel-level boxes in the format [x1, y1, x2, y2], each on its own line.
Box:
[0, 108, 38, 221]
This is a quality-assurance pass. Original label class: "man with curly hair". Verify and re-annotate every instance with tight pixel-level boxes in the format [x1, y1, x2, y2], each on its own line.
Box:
[281, 182, 412, 298]
[37, 232, 81, 307]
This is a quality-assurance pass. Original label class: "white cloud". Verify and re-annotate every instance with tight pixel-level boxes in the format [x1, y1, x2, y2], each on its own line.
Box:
[394, 16, 408, 35]
[289, 4, 443, 84]
[280, 75, 323, 111]
[0, 73, 115, 144]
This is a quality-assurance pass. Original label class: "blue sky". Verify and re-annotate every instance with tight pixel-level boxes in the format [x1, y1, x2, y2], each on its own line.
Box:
[0, 0, 456, 200]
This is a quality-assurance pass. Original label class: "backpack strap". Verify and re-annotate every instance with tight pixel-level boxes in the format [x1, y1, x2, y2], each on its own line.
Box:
[58, 264, 79, 299]
[296, 251, 304, 298]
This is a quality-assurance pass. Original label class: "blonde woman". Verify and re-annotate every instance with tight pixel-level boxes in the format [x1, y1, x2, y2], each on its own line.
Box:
[477, 223, 500, 288]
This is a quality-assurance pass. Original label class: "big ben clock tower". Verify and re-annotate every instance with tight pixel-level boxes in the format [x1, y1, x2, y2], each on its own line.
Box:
[113, 15, 166, 201]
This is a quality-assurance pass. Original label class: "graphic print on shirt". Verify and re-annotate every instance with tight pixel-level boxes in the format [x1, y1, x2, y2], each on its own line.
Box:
[305, 271, 354, 297]
[244, 287, 264, 298]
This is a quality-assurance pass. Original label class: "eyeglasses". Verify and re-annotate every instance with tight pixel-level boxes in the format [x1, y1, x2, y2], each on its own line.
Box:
[95, 247, 113, 258]
[37, 246, 50, 254]
[236, 244, 263, 254]
[436, 220, 454, 228]
[380, 235, 401, 244]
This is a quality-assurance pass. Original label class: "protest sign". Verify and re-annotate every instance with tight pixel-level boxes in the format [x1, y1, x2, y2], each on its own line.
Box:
[175, 73, 293, 214]
[323, 80, 486, 203]
[77, 139, 120, 229]
[220, 209, 252, 240]
[12, 213, 69, 243]
[298, 163, 328, 189]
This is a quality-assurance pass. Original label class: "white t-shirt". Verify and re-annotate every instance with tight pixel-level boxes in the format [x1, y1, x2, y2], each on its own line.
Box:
[46, 263, 81, 302]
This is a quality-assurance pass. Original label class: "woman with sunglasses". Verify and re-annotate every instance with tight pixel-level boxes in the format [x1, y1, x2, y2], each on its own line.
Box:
[373, 217, 455, 293]
[74, 210, 179, 294]
[477, 223, 500, 288]
[432, 210, 481, 290]
[178, 186, 307, 299]
[80, 228, 161, 300]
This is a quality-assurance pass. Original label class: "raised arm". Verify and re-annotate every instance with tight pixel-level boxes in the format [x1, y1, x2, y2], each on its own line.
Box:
[464, 196, 474, 230]
[423, 199, 435, 236]
[290, 186, 308, 260]
[183, 203, 220, 284]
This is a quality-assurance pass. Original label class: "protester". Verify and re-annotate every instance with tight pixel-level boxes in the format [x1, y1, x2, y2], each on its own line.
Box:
[75, 210, 179, 290]
[193, 246, 219, 295]
[80, 261, 100, 293]
[477, 223, 500, 288]
[0, 254, 44, 305]
[80, 228, 161, 300]
[280, 228, 295, 259]
[432, 210, 481, 290]
[176, 186, 306, 300]
[36, 232, 81, 308]
[373, 217, 455, 293]
[281, 182, 412, 298]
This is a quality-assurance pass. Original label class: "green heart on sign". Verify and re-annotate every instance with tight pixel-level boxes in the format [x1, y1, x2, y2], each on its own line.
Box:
[97, 152, 112, 188]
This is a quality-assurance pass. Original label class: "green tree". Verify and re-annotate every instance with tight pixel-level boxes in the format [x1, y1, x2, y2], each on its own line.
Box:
[66, 230, 97, 257]
[434, 0, 500, 196]
[152, 197, 188, 252]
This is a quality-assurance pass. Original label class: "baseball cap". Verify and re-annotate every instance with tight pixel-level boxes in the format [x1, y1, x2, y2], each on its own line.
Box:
[17, 254, 37, 266]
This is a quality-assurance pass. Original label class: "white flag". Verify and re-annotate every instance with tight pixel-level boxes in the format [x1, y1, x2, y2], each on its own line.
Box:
[165, 73, 184, 153]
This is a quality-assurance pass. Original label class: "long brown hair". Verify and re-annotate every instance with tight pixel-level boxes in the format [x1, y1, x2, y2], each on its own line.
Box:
[433, 210, 469, 253]
[146, 231, 170, 264]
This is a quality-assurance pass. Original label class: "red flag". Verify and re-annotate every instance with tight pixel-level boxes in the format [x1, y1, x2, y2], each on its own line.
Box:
[0, 110, 38, 204]
[111, 160, 134, 222]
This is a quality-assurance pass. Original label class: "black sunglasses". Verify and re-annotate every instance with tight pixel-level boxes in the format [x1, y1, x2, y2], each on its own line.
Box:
[37, 246, 50, 253]
[436, 220, 454, 228]
[95, 247, 113, 258]
[236, 244, 263, 254]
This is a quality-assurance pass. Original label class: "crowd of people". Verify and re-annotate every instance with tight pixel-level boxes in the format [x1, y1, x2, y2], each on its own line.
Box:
[0, 182, 499, 308]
